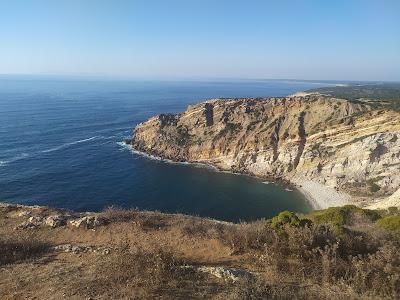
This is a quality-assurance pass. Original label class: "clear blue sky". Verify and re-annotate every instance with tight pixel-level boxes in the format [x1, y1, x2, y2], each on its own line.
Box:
[1, 0, 399, 81]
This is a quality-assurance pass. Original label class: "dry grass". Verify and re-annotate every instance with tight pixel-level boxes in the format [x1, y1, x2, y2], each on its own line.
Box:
[98, 207, 400, 298]
[67, 240, 225, 299]
[0, 233, 50, 265]
[0, 204, 399, 299]
[80, 245, 185, 298]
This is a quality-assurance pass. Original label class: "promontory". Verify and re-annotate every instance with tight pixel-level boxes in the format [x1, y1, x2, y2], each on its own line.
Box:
[129, 94, 400, 209]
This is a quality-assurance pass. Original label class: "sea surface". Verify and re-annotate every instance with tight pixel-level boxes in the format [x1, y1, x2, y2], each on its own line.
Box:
[0, 77, 333, 221]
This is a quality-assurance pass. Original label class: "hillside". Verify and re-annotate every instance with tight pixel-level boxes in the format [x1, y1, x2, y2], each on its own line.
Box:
[304, 83, 400, 111]
[1, 202, 399, 299]
[130, 95, 400, 209]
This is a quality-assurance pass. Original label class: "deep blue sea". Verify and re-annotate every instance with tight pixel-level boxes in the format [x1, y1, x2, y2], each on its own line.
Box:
[0, 77, 332, 221]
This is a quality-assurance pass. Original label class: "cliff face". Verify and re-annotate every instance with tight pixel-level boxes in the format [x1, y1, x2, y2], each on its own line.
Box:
[132, 96, 400, 209]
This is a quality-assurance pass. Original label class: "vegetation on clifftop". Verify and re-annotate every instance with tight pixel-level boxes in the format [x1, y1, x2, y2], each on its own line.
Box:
[1, 203, 399, 299]
[306, 83, 400, 111]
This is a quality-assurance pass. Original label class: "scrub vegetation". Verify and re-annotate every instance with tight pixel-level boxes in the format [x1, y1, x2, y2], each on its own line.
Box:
[306, 83, 400, 111]
[0, 203, 399, 299]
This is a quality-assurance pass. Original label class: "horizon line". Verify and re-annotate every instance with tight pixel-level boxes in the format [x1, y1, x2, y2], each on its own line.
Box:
[0, 73, 399, 84]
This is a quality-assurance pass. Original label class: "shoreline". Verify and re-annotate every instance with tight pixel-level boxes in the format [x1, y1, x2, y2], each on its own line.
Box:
[292, 178, 351, 210]
[292, 183, 322, 210]
[122, 140, 339, 210]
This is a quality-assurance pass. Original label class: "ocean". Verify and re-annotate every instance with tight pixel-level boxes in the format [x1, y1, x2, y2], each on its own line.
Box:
[0, 77, 331, 221]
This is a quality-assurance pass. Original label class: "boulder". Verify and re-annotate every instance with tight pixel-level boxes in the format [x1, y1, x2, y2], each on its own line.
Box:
[17, 210, 32, 217]
[45, 215, 67, 228]
[14, 216, 42, 230]
[28, 216, 42, 223]
[69, 215, 109, 229]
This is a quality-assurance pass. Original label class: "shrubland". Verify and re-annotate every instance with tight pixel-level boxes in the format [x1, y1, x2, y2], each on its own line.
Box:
[0, 203, 399, 299]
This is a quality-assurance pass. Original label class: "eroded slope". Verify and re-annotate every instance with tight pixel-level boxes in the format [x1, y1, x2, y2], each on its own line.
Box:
[131, 96, 400, 208]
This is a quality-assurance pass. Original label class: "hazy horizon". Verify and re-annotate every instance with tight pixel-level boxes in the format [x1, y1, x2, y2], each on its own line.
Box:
[1, 0, 399, 81]
[1, 74, 399, 84]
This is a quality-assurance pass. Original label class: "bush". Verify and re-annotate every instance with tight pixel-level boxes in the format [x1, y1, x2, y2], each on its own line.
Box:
[367, 178, 381, 193]
[222, 221, 274, 254]
[307, 205, 380, 233]
[269, 211, 313, 229]
[387, 206, 399, 215]
[349, 243, 400, 297]
[89, 243, 186, 298]
[255, 218, 399, 298]
[376, 215, 400, 231]
[270, 211, 300, 228]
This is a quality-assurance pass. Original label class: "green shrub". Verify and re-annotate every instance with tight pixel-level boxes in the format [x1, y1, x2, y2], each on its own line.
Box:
[270, 211, 300, 228]
[387, 206, 399, 215]
[269, 211, 313, 229]
[299, 218, 313, 227]
[307, 207, 346, 232]
[367, 178, 381, 193]
[376, 215, 400, 231]
[306, 205, 380, 233]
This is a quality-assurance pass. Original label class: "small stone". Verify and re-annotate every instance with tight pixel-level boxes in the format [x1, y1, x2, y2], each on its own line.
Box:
[101, 248, 111, 255]
[197, 266, 252, 282]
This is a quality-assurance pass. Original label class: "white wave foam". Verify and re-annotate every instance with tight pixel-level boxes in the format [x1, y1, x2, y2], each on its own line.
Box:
[1, 135, 116, 167]
[0, 153, 30, 167]
[41, 136, 102, 153]
[117, 142, 218, 170]
[117, 142, 163, 161]
[263, 181, 276, 184]
[116, 141, 135, 151]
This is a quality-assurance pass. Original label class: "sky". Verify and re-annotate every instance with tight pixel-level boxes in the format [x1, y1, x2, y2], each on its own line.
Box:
[0, 0, 399, 81]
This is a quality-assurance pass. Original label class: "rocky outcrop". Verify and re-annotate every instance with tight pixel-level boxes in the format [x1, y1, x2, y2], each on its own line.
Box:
[131, 96, 400, 209]
[15, 216, 43, 229]
[10, 205, 110, 230]
[69, 215, 109, 229]
[368, 188, 400, 209]
[45, 215, 67, 228]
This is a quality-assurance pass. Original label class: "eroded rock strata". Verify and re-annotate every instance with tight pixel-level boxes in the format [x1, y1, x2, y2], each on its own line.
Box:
[131, 96, 400, 209]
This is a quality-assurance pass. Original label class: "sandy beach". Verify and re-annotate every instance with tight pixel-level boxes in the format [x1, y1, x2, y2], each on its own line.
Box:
[292, 177, 351, 209]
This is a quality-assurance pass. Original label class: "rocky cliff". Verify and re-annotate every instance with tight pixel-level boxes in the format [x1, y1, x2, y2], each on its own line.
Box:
[131, 95, 400, 209]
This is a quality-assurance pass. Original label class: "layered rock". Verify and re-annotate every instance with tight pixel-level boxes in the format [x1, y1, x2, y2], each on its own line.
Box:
[131, 96, 400, 209]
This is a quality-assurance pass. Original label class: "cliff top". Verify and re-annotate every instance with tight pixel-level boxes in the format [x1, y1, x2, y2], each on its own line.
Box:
[305, 83, 400, 111]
